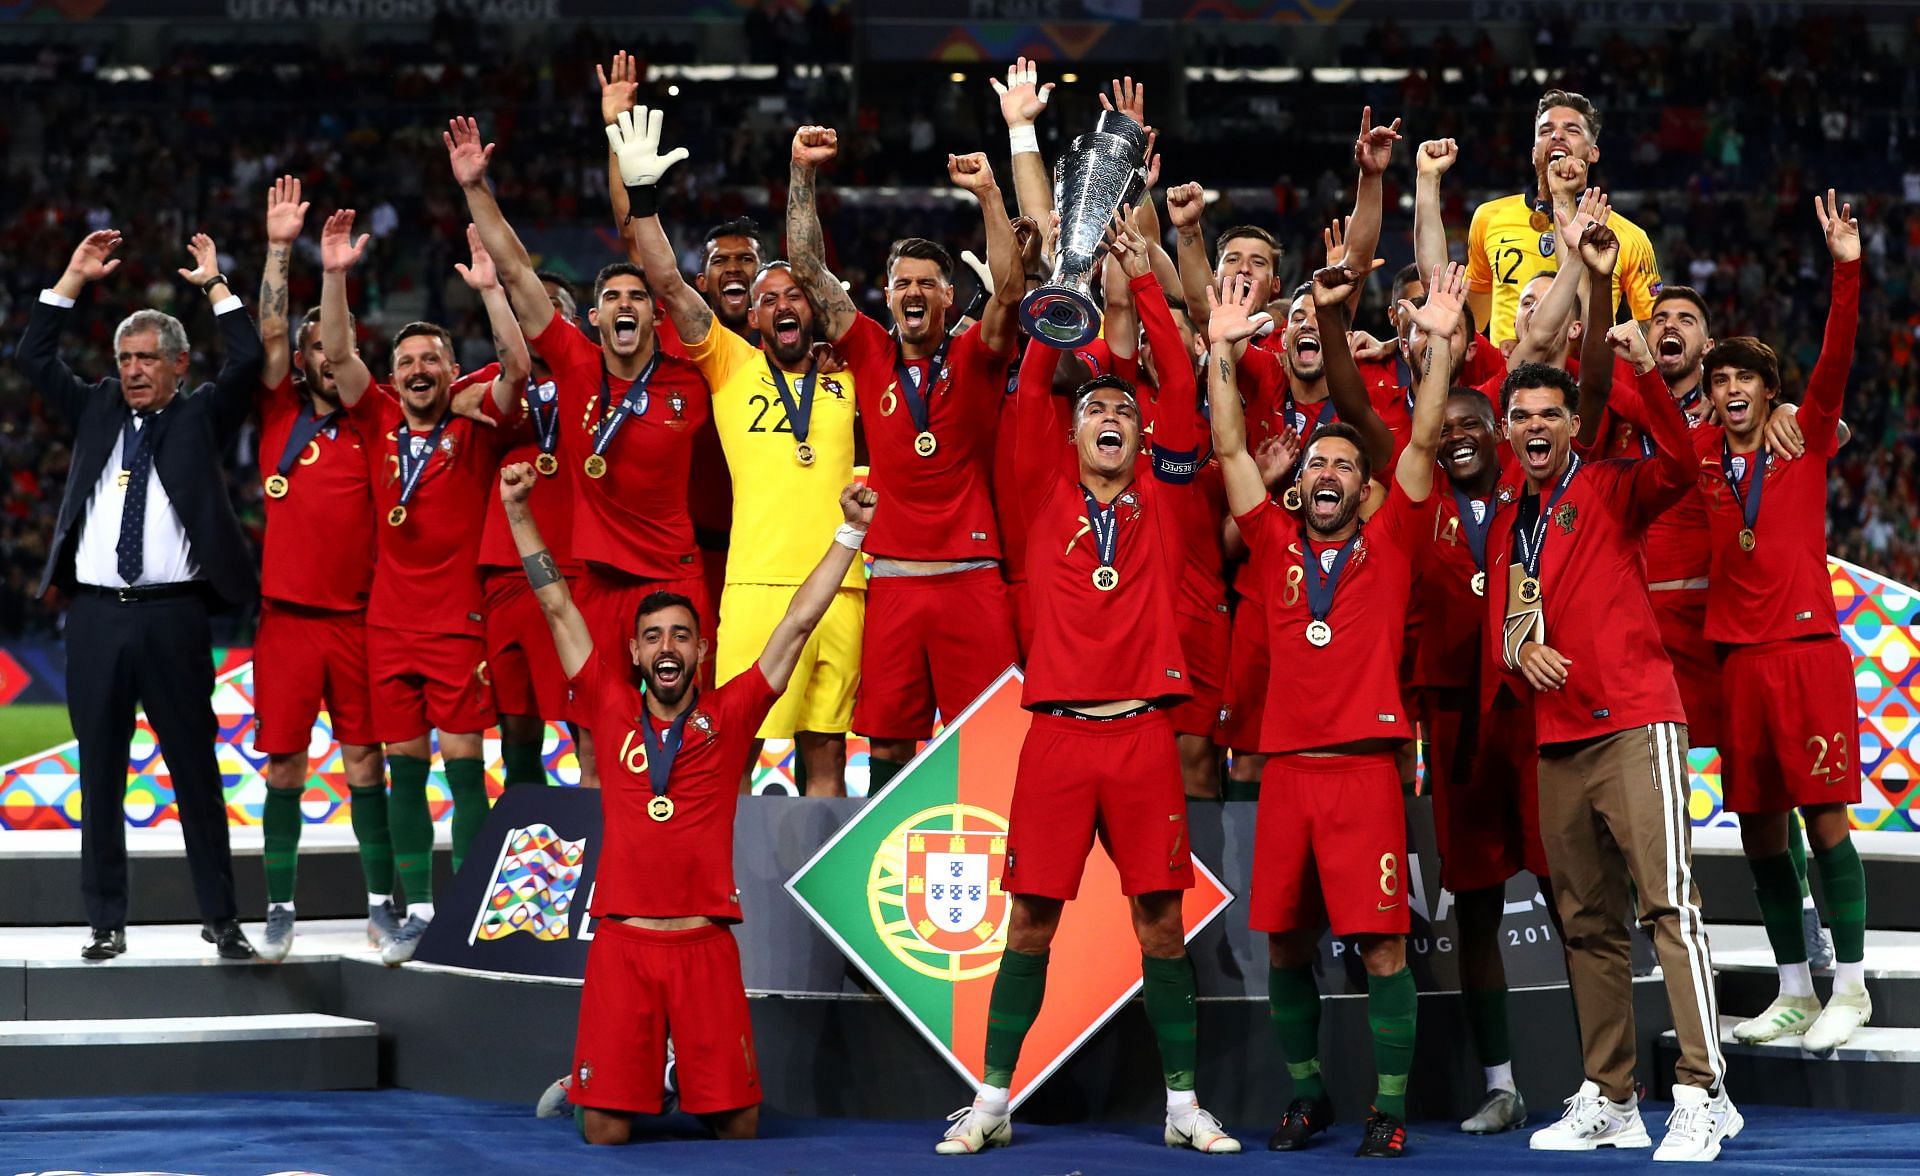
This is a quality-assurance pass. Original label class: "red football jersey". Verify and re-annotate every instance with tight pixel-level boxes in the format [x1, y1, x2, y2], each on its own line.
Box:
[529, 316, 710, 581]
[1411, 463, 1523, 691]
[1694, 258, 1859, 646]
[657, 314, 736, 542]
[346, 381, 517, 637]
[572, 657, 779, 922]
[256, 375, 374, 611]
[1482, 365, 1694, 744]
[994, 342, 1069, 587]
[1238, 480, 1430, 753]
[1012, 274, 1201, 708]
[837, 315, 1006, 562]
[1584, 356, 1713, 582]
[477, 373, 580, 573]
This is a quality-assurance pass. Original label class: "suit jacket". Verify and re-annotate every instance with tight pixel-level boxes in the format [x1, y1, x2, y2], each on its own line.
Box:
[18, 294, 264, 609]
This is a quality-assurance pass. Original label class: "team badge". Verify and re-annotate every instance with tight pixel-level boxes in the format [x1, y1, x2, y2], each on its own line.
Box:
[900, 817, 1010, 959]
[1497, 484, 1516, 504]
[1538, 231, 1556, 257]
[577, 1063, 592, 1088]
[1554, 502, 1578, 533]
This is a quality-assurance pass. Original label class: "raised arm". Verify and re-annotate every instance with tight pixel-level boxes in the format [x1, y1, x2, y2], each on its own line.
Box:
[22, 231, 124, 425]
[991, 57, 1057, 262]
[259, 175, 307, 389]
[178, 232, 264, 441]
[501, 463, 592, 679]
[605, 105, 710, 346]
[787, 126, 858, 343]
[318, 210, 373, 407]
[1166, 182, 1217, 343]
[598, 51, 642, 228]
[1344, 106, 1402, 277]
[1798, 189, 1862, 457]
[1412, 139, 1456, 283]
[454, 223, 531, 418]
[447, 116, 556, 344]
[948, 152, 1024, 356]
[1205, 278, 1268, 517]
[1572, 218, 1623, 447]
[1118, 219, 1202, 465]
[1512, 183, 1603, 368]
[1393, 264, 1466, 502]
[1608, 324, 1693, 522]
[1309, 264, 1395, 473]
[760, 485, 877, 693]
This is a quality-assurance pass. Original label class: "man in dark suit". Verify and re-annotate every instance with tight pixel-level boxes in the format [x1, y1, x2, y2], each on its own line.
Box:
[18, 229, 264, 961]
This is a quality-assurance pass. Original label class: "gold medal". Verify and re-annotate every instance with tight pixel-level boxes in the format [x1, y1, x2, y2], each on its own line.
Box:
[1518, 576, 1541, 604]
[1737, 527, 1756, 552]
[795, 442, 815, 466]
[1470, 570, 1486, 597]
[584, 454, 607, 479]
[914, 430, 937, 458]
[1283, 485, 1302, 512]
[1092, 565, 1120, 592]
[535, 453, 559, 476]
[387, 505, 408, 527]
[265, 474, 289, 499]
[647, 795, 675, 822]
[1305, 619, 1333, 647]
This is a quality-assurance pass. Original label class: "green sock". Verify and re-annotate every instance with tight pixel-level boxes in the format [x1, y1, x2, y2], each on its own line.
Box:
[262, 786, 302, 906]
[1223, 776, 1260, 802]
[1749, 849, 1808, 965]
[388, 754, 434, 906]
[500, 735, 546, 788]
[1267, 965, 1324, 1100]
[445, 756, 491, 872]
[1141, 953, 1199, 1092]
[1463, 986, 1511, 1068]
[1789, 810, 1813, 900]
[348, 782, 394, 895]
[1814, 836, 1867, 964]
[983, 948, 1049, 1087]
[868, 756, 906, 794]
[1367, 967, 1417, 1118]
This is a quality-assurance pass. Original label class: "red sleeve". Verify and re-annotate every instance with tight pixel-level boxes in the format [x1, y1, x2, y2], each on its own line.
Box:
[1796, 258, 1860, 459]
[949, 323, 1004, 430]
[1230, 496, 1285, 554]
[529, 313, 594, 374]
[834, 311, 892, 371]
[1618, 364, 1695, 526]
[565, 646, 605, 702]
[727, 661, 783, 734]
[1375, 477, 1435, 549]
[1134, 272, 1201, 471]
[1238, 346, 1283, 448]
[1013, 336, 1069, 523]
[1110, 350, 1140, 388]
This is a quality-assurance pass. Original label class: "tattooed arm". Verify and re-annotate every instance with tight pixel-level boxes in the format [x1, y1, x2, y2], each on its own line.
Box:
[259, 175, 308, 389]
[787, 126, 858, 342]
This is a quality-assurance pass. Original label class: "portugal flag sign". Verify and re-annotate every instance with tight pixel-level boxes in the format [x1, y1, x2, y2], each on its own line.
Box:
[786, 668, 1234, 1109]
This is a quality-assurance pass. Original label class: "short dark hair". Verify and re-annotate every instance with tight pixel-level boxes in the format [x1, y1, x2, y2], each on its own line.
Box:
[634, 590, 700, 637]
[535, 270, 579, 324]
[1702, 336, 1780, 391]
[1288, 280, 1314, 304]
[1071, 373, 1138, 415]
[704, 218, 764, 256]
[1391, 263, 1423, 299]
[1537, 89, 1602, 141]
[391, 321, 453, 357]
[295, 305, 349, 352]
[1304, 421, 1371, 483]
[1500, 361, 1579, 412]
[593, 262, 650, 305]
[1652, 284, 1712, 331]
[885, 237, 954, 284]
[1215, 224, 1280, 262]
[1447, 385, 1497, 426]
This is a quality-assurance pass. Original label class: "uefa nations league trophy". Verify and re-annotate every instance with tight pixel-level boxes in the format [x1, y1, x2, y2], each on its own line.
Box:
[1020, 109, 1151, 349]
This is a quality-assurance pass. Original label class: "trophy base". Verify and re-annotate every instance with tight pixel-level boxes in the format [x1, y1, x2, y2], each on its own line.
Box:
[1020, 286, 1102, 350]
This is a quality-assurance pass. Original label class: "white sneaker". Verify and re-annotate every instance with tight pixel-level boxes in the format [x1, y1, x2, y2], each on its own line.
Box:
[1802, 983, 1872, 1056]
[935, 1102, 1011, 1155]
[1165, 1105, 1241, 1153]
[1529, 1080, 1652, 1151]
[1653, 1084, 1742, 1162]
[1731, 993, 1821, 1043]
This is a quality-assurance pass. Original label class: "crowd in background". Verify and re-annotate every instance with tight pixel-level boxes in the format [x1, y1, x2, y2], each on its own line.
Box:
[2, 11, 1917, 636]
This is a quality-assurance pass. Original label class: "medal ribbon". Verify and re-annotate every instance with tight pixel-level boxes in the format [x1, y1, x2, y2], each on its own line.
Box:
[1298, 527, 1359, 624]
[1636, 385, 1705, 458]
[1450, 485, 1494, 575]
[274, 401, 338, 479]
[764, 353, 818, 446]
[1511, 452, 1581, 579]
[1283, 388, 1336, 438]
[892, 335, 949, 436]
[1722, 439, 1765, 535]
[638, 691, 698, 801]
[1079, 485, 1120, 571]
[394, 412, 453, 508]
[528, 376, 560, 458]
[591, 354, 662, 459]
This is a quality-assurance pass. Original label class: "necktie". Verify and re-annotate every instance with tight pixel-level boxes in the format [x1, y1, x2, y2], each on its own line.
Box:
[116, 412, 152, 584]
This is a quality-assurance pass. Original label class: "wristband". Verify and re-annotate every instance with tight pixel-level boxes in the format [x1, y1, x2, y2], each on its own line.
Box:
[1008, 125, 1039, 156]
[833, 523, 867, 551]
[200, 273, 229, 294]
[624, 182, 660, 221]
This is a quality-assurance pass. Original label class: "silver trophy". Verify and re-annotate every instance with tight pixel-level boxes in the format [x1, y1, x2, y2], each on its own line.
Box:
[1020, 110, 1150, 349]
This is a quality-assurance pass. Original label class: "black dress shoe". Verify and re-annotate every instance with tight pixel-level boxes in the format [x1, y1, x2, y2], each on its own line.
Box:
[202, 918, 256, 960]
[81, 927, 126, 961]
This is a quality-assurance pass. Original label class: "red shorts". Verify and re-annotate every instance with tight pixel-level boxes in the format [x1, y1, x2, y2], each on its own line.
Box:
[366, 625, 493, 743]
[1418, 687, 1547, 892]
[1653, 587, 1724, 750]
[852, 567, 1018, 740]
[574, 566, 715, 725]
[1222, 595, 1270, 752]
[1003, 709, 1195, 900]
[1169, 605, 1229, 742]
[1251, 752, 1409, 937]
[1007, 578, 1033, 664]
[568, 921, 760, 1116]
[482, 569, 571, 722]
[252, 600, 377, 753]
[1720, 635, 1861, 813]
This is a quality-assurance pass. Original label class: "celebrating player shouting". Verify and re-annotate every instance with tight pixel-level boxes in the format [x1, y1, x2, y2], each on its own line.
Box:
[935, 216, 1238, 1157]
[785, 125, 1022, 790]
[1211, 263, 1458, 1159]
[501, 461, 879, 1144]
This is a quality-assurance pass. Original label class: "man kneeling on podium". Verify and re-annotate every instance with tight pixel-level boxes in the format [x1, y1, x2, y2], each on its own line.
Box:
[500, 460, 877, 1143]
